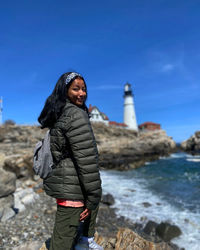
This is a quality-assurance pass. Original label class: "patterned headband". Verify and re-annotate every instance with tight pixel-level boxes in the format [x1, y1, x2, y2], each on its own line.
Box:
[65, 72, 82, 85]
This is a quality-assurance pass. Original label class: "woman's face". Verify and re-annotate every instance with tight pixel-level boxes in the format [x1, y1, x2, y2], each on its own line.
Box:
[67, 78, 87, 106]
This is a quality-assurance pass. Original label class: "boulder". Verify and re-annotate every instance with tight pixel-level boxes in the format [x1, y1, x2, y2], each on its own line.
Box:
[143, 221, 182, 243]
[181, 131, 200, 154]
[114, 228, 173, 250]
[142, 202, 152, 208]
[0, 194, 14, 218]
[143, 220, 158, 236]
[156, 222, 182, 242]
[101, 194, 115, 206]
[0, 167, 16, 198]
[1, 207, 15, 222]
[3, 154, 34, 178]
[94, 228, 174, 250]
[14, 187, 40, 212]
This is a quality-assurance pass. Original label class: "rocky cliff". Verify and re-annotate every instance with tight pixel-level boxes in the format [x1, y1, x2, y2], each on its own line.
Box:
[93, 123, 177, 170]
[181, 131, 200, 155]
[0, 123, 176, 172]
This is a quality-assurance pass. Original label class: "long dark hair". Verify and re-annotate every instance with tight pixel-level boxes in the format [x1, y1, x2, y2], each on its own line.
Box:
[38, 72, 87, 129]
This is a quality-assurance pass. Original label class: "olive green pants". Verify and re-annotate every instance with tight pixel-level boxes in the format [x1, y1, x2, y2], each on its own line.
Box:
[50, 205, 99, 250]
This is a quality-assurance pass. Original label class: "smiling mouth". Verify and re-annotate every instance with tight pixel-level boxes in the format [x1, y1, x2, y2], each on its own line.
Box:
[77, 98, 85, 102]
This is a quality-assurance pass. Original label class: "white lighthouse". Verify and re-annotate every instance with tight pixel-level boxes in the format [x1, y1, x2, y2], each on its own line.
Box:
[123, 83, 138, 131]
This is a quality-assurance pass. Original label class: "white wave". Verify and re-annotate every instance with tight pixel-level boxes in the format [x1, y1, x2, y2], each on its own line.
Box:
[159, 156, 168, 160]
[170, 153, 188, 158]
[159, 153, 187, 160]
[186, 155, 200, 158]
[100, 170, 200, 250]
[186, 158, 200, 162]
[186, 154, 200, 162]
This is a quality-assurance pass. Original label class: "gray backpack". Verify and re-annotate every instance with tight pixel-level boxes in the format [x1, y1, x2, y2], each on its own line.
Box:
[33, 130, 53, 179]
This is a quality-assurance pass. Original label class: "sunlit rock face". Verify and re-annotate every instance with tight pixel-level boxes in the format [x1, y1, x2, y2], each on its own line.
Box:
[92, 123, 177, 170]
[181, 131, 200, 155]
[0, 123, 177, 173]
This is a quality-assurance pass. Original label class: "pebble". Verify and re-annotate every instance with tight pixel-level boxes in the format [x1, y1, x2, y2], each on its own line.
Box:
[142, 202, 152, 208]
[11, 236, 19, 242]
[23, 233, 28, 238]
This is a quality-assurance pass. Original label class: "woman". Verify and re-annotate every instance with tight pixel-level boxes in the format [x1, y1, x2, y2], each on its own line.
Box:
[38, 72, 102, 250]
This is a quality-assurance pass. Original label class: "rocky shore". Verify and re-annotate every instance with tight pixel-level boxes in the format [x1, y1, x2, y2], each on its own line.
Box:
[0, 123, 182, 249]
[0, 177, 181, 250]
[181, 131, 200, 155]
[0, 123, 177, 170]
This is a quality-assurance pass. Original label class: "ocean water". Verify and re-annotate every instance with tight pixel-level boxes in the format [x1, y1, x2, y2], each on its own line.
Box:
[100, 152, 200, 250]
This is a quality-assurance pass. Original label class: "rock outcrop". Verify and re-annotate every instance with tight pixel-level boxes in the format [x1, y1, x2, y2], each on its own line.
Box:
[181, 131, 200, 154]
[95, 228, 176, 250]
[0, 124, 176, 173]
[0, 125, 45, 156]
[143, 221, 182, 243]
[93, 123, 176, 170]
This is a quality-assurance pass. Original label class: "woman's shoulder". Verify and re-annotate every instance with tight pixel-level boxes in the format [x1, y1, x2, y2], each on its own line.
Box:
[62, 101, 84, 117]
[62, 101, 88, 119]
[55, 102, 88, 129]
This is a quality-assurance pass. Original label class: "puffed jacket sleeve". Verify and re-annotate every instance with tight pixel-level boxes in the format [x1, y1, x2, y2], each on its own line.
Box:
[64, 108, 102, 210]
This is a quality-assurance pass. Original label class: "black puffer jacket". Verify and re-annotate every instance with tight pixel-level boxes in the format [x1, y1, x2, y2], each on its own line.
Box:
[43, 101, 102, 210]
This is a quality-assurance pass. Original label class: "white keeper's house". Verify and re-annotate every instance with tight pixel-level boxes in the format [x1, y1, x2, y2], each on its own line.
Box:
[89, 104, 109, 125]
[89, 104, 128, 128]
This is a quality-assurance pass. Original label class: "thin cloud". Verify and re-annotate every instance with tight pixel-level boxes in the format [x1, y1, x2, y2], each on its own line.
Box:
[161, 63, 176, 72]
[146, 49, 183, 74]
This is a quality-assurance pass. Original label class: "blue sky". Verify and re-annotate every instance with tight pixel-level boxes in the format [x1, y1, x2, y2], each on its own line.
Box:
[0, 0, 200, 142]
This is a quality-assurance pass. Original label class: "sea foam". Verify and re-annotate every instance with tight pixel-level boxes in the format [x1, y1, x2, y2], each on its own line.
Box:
[100, 162, 200, 250]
